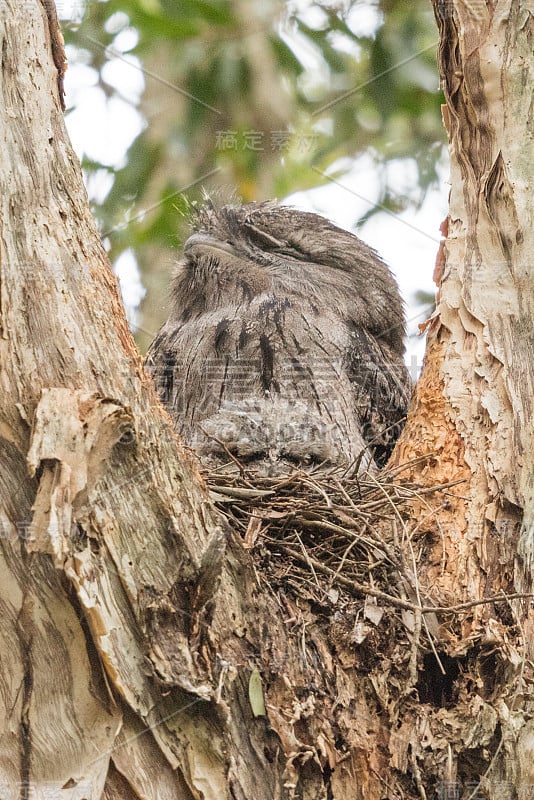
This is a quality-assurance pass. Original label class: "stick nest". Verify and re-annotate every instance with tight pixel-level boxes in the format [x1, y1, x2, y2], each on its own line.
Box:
[205, 456, 456, 618]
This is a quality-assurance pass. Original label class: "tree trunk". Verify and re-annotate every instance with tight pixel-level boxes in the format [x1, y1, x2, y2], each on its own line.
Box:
[1, 2, 533, 800]
[392, 0, 534, 794]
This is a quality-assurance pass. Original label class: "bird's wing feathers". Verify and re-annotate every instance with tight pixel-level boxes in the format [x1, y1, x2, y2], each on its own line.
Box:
[346, 324, 411, 465]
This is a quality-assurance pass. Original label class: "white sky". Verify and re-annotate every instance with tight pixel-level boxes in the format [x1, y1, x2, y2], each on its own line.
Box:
[59, 0, 448, 373]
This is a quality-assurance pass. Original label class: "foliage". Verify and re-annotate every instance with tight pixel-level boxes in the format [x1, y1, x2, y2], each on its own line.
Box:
[62, 0, 444, 347]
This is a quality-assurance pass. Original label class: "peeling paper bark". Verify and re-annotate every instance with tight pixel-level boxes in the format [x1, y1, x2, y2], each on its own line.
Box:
[27, 389, 133, 563]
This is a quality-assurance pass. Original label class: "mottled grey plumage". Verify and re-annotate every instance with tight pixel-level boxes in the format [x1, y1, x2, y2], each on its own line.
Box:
[146, 200, 411, 474]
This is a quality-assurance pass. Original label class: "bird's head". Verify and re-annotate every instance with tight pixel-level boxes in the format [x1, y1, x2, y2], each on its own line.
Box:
[172, 199, 405, 351]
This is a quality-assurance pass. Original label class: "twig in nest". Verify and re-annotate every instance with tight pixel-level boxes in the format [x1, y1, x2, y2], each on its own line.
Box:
[198, 428, 249, 479]
[271, 542, 420, 611]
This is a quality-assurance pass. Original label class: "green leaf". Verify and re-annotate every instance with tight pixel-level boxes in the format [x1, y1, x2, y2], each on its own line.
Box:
[248, 669, 266, 718]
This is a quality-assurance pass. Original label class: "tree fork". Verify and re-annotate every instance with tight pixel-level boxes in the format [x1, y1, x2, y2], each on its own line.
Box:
[2, 2, 534, 799]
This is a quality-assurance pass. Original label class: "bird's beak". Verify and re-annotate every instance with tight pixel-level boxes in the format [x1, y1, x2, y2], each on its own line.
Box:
[184, 233, 236, 257]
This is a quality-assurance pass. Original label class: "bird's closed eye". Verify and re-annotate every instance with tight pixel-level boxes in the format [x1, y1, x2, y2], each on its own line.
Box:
[243, 223, 281, 248]
[244, 223, 309, 262]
